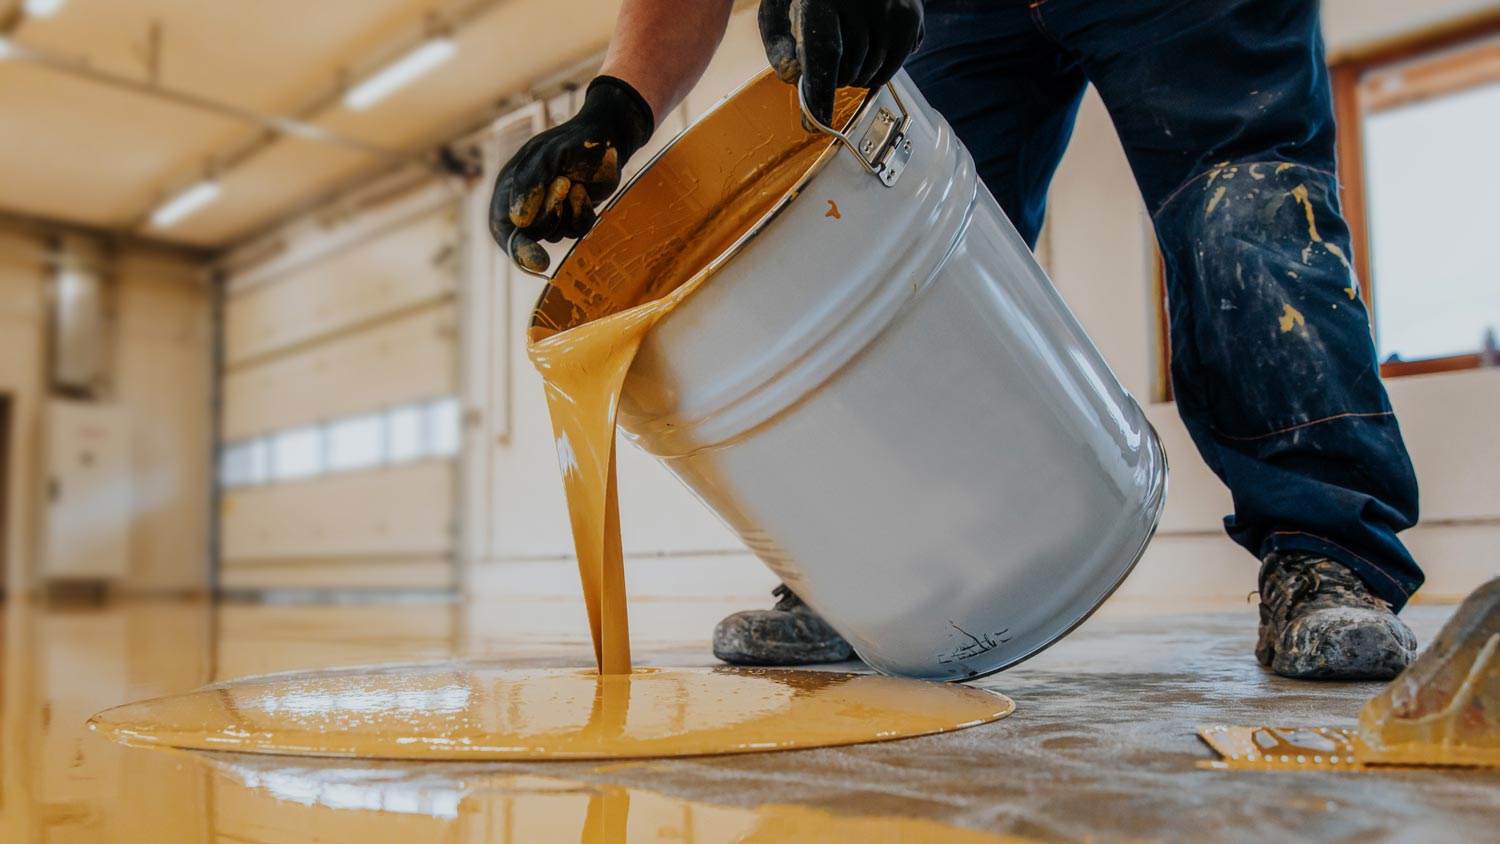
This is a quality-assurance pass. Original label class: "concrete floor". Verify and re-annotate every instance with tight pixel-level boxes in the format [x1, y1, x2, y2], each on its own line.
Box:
[1, 598, 1496, 842]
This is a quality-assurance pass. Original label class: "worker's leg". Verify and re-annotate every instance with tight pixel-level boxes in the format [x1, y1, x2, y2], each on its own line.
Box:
[903, 0, 1089, 246]
[715, 0, 1087, 666]
[1041, 0, 1420, 676]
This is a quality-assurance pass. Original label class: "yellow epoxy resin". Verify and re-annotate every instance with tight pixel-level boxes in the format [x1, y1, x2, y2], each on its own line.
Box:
[89, 664, 1013, 760]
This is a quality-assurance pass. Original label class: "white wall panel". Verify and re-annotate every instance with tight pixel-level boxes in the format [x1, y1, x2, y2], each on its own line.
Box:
[225, 207, 459, 365]
[223, 303, 456, 441]
[221, 460, 454, 562]
[114, 254, 215, 591]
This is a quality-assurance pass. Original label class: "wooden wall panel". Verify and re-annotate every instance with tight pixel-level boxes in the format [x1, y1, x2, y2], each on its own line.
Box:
[216, 557, 454, 593]
[221, 460, 454, 563]
[216, 194, 460, 594]
[225, 208, 459, 365]
[223, 303, 455, 441]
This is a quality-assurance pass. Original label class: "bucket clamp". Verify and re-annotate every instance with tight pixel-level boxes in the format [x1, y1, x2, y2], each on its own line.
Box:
[799, 82, 913, 188]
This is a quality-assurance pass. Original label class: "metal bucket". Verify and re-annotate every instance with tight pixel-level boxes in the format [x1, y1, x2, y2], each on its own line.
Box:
[529, 69, 1167, 681]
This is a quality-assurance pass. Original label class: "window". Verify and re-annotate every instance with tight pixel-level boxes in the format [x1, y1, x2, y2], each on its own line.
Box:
[327, 413, 384, 473]
[387, 404, 424, 462]
[1363, 84, 1500, 363]
[218, 396, 465, 489]
[270, 426, 323, 482]
[220, 439, 269, 488]
[426, 396, 461, 457]
[1332, 19, 1500, 377]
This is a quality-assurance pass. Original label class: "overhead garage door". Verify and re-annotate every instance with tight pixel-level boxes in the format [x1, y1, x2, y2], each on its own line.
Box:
[218, 199, 462, 593]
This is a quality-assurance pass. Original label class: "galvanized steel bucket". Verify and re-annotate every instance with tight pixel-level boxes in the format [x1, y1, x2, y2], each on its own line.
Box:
[528, 69, 1167, 681]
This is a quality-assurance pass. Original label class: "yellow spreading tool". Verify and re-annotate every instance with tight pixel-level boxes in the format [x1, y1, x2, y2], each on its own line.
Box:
[1357, 577, 1500, 767]
[1201, 577, 1500, 771]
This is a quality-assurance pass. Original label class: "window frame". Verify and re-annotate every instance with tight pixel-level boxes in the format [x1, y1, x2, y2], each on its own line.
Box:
[1330, 9, 1500, 378]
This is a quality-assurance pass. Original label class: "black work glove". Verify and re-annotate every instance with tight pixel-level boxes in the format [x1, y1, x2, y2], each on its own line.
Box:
[759, 0, 924, 129]
[489, 76, 654, 273]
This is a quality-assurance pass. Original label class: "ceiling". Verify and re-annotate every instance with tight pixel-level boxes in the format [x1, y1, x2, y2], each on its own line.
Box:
[0, 0, 624, 249]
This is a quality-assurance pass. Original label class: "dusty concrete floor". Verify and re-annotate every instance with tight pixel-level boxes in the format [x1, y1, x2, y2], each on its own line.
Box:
[500, 605, 1500, 843]
[2, 599, 1496, 843]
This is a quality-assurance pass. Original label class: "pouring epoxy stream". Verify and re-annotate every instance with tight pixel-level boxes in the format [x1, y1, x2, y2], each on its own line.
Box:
[493, 0, 1426, 682]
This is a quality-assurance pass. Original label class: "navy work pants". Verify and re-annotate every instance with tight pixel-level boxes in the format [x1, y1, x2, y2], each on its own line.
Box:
[904, 0, 1423, 607]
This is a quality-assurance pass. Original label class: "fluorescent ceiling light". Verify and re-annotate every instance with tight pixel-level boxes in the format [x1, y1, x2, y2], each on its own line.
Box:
[150, 180, 221, 228]
[343, 37, 457, 111]
[24, 0, 68, 18]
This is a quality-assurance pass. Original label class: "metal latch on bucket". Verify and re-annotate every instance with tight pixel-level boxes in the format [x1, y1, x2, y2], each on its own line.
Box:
[799, 82, 913, 188]
[858, 108, 913, 187]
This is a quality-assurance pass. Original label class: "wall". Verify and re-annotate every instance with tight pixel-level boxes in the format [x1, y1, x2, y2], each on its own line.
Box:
[1044, 0, 1500, 602]
[0, 228, 46, 597]
[0, 223, 214, 596]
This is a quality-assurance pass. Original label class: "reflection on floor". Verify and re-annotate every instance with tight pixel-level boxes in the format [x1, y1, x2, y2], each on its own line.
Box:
[2, 598, 1497, 843]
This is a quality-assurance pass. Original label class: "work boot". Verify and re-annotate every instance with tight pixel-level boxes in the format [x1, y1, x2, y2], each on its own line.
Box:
[1256, 551, 1418, 680]
[713, 584, 855, 666]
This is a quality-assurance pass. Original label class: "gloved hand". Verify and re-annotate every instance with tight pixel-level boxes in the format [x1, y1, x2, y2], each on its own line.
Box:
[489, 76, 654, 273]
[759, 0, 924, 129]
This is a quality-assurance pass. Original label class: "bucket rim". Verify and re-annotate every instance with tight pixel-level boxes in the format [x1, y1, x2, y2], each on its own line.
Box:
[527, 69, 886, 334]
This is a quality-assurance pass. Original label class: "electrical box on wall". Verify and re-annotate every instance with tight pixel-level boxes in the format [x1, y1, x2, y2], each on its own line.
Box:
[43, 399, 132, 582]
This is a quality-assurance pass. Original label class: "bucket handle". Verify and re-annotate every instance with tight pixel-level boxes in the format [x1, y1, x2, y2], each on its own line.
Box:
[797, 79, 913, 188]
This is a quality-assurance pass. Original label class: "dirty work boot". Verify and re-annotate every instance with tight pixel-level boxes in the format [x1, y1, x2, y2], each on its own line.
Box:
[713, 584, 855, 666]
[1256, 551, 1418, 680]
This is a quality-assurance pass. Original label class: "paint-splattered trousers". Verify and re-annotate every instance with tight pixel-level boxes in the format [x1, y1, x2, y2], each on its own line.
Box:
[905, 0, 1423, 608]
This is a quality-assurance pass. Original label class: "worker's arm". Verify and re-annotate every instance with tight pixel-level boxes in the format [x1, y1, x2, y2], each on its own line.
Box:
[600, 0, 736, 121]
[489, 0, 734, 272]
